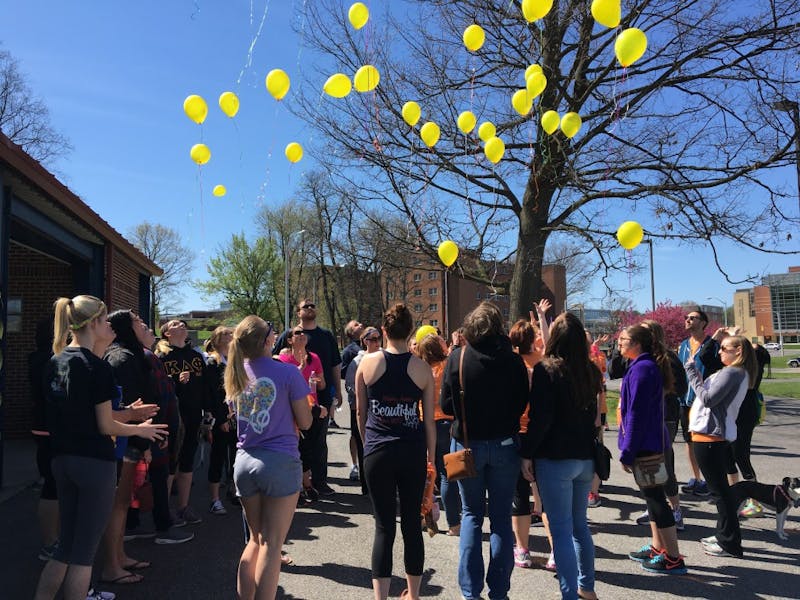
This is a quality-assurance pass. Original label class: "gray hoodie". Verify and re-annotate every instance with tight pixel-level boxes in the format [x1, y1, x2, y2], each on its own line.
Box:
[685, 363, 748, 441]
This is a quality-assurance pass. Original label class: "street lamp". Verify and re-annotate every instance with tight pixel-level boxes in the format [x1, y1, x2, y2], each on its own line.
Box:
[284, 229, 306, 331]
[706, 296, 728, 327]
[643, 239, 655, 312]
[772, 97, 800, 213]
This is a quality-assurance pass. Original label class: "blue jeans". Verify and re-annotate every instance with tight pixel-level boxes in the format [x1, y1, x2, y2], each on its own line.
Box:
[535, 458, 595, 600]
[455, 437, 520, 600]
[435, 420, 462, 527]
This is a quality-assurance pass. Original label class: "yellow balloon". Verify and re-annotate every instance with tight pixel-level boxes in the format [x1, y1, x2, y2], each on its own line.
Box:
[348, 2, 369, 30]
[525, 71, 547, 99]
[218, 91, 239, 118]
[353, 65, 380, 92]
[183, 95, 208, 125]
[437, 240, 459, 267]
[615, 28, 648, 67]
[415, 325, 438, 344]
[190, 143, 210, 165]
[285, 142, 303, 163]
[512, 89, 532, 116]
[212, 184, 226, 197]
[524, 64, 543, 82]
[463, 24, 485, 52]
[323, 73, 352, 98]
[541, 110, 560, 135]
[478, 121, 496, 142]
[484, 136, 505, 164]
[457, 111, 476, 134]
[420, 121, 440, 147]
[617, 221, 644, 250]
[266, 69, 290, 100]
[560, 112, 582, 138]
[591, 0, 621, 28]
[521, 0, 553, 22]
[402, 101, 421, 127]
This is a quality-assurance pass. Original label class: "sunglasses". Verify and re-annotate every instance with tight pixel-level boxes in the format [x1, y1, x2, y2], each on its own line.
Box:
[300, 303, 316, 310]
[685, 315, 701, 321]
[364, 335, 381, 342]
[289, 331, 305, 337]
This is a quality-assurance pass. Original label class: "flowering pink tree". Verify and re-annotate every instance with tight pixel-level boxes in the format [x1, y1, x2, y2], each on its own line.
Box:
[616, 302, 722, 349]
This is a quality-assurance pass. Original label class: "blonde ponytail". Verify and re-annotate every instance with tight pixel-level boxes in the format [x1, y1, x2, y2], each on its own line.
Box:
[52, 295, 106, 354]
[224, 315, 271, 400]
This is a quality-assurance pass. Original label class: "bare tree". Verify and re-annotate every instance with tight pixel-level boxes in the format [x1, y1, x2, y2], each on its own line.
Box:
[294, 0, 800, 320]
[129, 222, 196, 316]
[0, 49, 71, 164]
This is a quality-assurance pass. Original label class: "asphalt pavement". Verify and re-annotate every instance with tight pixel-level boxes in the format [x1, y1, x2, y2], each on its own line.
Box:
[2, 396, 799, 600]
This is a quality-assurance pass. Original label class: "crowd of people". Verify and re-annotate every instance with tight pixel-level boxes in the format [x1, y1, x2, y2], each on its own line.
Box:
[29, 293, 783, 600]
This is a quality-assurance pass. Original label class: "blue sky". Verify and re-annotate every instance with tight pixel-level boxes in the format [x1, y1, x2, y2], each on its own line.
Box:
[3, 0, 798, 316]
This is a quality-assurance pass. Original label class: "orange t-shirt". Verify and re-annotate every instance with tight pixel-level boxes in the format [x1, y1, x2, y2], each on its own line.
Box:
[431, 361, 448, 421]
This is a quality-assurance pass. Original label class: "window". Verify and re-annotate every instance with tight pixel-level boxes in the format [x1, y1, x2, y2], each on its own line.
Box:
[429, 287, 438, 296]
[428, 303, 438, 311]
[387, 291, 394, 300]
[430, 319, 439, 327]
[414, 303, 423, 312]
[476, 291, 482, 300]
[414, 289, 422, 296]
[415, 320, 423, 327]
[413, 273, 422, 282]
[428, 271, 438, 280]
[502, 308, 510, 317]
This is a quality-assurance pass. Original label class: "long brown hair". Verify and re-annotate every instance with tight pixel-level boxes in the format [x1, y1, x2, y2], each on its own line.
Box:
[639, 320, 676, 395]
[205, 326, 233, 363]
[224, 316, 271, 399]
[542, 313, 601, 411]
[724, 335, 758, 389]
[418, 334, 448, 365]
[509, 319, 535, 354]
[52, 295, 106, 354]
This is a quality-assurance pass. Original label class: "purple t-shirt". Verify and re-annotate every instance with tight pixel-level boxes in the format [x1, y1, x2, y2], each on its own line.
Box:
[234, 356, 309, 458]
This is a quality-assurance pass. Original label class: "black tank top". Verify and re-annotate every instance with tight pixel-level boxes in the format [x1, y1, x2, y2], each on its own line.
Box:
[363, 351, 424, 456]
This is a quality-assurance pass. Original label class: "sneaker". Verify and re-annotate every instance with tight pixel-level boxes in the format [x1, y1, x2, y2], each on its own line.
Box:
[171, 512, 187, 528]
[304, 487, 320, 501]
[177, 505, 202, 524]
[86, 589, 116, 600]
[38, 541, 59, 561]
[641, 553, 687, 575]
[635, 510, 651, 525]
[702, 541, 739, 557]
[680, 478, 698, 494]
[349, 465, 360, 481]
[738, 499, 763, 518]
[587, 492, 601, 508]
[317, 484, 336, 497]
[673, 508, 685, 531]
[514, 546, 533, 568]
[329, 418, 340, 429]
[629, 544, 660, 562]
[209, 499, 227, 515]
[700, 535, 717, 546]
[693, 480, 710, 497]
[154, 528, 195, 545]
[123, 525, 156, 541]
[545, 552, 557, 571]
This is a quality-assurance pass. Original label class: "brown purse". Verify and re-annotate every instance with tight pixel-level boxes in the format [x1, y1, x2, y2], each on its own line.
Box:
[443, 347, 477, 481]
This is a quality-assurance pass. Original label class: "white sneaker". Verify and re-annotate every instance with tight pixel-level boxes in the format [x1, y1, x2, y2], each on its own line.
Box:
[86, 589, 115, 600]
[210, 499, 227, 515]
[701, 535, 717, 545]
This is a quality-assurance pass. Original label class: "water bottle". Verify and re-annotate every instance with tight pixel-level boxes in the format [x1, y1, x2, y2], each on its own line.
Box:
[308, 370, 317, 393]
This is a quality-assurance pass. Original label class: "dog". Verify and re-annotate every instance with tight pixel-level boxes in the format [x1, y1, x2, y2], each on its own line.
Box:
[734, 477, 800, 540]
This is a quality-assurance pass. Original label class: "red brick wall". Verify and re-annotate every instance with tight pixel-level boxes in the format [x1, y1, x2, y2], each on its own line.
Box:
[107, 246, 140, 313]
[5, 242, 73, 438]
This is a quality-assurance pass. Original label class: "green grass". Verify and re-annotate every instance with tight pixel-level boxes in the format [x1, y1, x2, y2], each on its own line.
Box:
[765, 371, 800, 379]
[760, 380, 800, 399]
[606, 390, 620, 426]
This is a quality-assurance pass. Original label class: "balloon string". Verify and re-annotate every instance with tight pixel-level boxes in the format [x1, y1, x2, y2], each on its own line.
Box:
[237, 0, 270, 85]
[197, 165, 207, 257]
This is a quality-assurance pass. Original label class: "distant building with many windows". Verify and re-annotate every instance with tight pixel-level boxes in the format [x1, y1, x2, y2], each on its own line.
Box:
[734, 266, 800, 343]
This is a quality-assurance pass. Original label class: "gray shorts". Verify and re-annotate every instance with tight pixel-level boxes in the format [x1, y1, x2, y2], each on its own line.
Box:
[234, 447, 302, 498]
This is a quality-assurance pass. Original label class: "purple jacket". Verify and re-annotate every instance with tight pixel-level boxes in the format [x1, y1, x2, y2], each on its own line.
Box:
[618, 353, 669, 465]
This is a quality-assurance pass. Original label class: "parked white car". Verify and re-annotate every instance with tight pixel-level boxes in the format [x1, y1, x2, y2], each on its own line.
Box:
[764, 342, 781, 351]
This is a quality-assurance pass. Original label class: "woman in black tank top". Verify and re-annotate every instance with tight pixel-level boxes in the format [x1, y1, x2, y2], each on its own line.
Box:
[356, 304, 436, 600]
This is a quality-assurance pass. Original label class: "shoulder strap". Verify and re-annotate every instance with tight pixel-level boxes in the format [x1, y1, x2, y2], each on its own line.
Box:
[458, 346, 470, 449]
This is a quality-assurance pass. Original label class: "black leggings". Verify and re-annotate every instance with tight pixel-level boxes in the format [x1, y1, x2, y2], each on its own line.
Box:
[640, 484, 675, 529]
[663, 420, 679, 498]
[363, 442, 427, 578]
[208, 426, 236, 484]
[177, 402, 202, 473]
[350, 409, 366, 494]
[695, 440, 743, 556]
[35, 435, 58, 500]
[726, 391, 759, 480]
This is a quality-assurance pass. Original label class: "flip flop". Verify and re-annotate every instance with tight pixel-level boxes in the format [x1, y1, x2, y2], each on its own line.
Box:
[123, 560, 151, 570]
[280, 551, 294, 566]
[98, 573, 144, 585]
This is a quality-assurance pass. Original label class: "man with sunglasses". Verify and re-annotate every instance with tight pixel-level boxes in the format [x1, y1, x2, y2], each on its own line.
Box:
[273, 299, 342, 496]
[677, 308, 723, 497]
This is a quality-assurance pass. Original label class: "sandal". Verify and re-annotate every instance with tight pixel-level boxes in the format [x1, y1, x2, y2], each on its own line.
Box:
[98, 572, 143, 585]
[123, 560, 151, 570]
[280, 550, 294, 566]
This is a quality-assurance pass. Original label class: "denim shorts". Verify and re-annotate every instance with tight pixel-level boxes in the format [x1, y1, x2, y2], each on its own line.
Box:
[234, 447, 302, 498]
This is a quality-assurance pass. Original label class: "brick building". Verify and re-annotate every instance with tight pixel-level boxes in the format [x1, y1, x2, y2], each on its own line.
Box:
[0, 134, 161, 484]
[734, 266, 800, 344]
